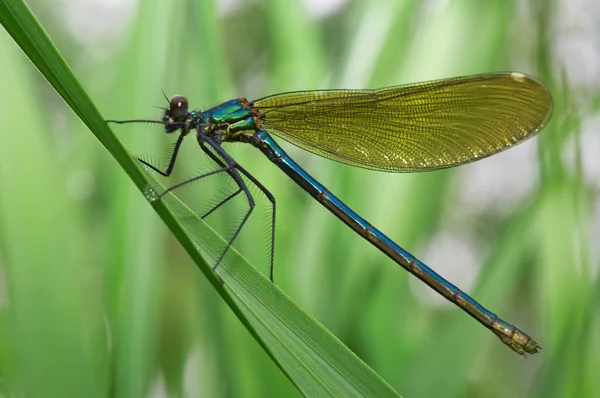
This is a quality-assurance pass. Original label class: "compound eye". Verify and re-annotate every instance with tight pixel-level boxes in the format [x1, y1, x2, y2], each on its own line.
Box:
[169, 95, 189, 121]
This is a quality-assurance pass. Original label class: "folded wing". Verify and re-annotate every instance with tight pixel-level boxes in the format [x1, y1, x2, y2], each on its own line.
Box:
[253, 73, 553, 172]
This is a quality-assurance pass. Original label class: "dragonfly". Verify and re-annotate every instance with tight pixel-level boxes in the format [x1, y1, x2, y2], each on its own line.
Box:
[107, 72, 552, 355]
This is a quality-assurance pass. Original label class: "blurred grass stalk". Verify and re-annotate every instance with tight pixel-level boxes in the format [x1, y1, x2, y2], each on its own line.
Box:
[0, 22, 110, 398]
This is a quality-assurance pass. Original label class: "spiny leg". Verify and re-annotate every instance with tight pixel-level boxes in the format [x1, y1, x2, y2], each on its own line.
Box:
[151, 158, 250, 275]
[229, 162, 277, 282]
[201, 188, 243, 220]
[156, 165, 235, 199]
[202, 136, 256, 272]
[200, 141, 277, 281]
[139, 131, 186, 177]
[197, 143, 244, 219]
[105, 119, 187, 177]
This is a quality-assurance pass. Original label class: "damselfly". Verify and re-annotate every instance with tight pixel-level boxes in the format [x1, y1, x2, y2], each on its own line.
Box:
[108, 72, 552, 355]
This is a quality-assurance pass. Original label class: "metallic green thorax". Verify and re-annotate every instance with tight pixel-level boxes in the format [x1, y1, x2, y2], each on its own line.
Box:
[199, 98, 260, 142]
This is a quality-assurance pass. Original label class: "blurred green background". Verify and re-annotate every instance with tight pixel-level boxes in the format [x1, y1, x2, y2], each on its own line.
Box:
[1, 0, 599, 397]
